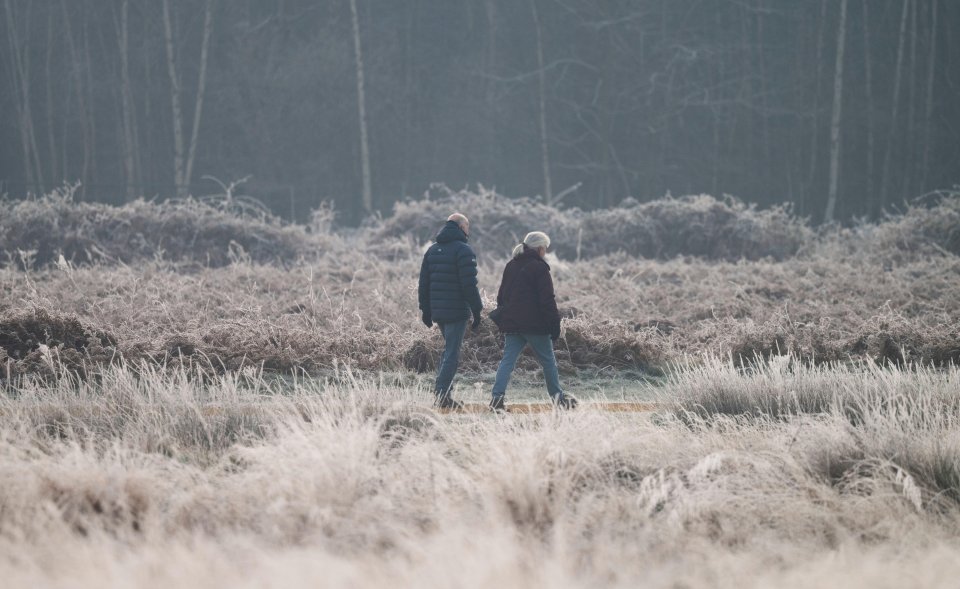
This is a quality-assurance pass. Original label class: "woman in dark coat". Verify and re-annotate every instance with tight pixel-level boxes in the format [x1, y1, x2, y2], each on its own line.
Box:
[489, 231, 577, 411]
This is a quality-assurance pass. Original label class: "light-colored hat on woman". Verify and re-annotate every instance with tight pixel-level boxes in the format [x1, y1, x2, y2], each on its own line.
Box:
[512, 231, 551, 257]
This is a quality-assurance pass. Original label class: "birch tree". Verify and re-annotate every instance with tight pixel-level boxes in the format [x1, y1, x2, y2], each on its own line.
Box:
[804, 0, 828, 206]
[861, 0, 875, 199]
[530, 0, 552, 203]
[162, 0, 214, 198]
[349, 0, 373, 214]
[880, 0, 910, 210]
[921, 0, 938, 188]
[824, 0, 848, 223]
[117, 0, 139, 199]
[4, 0, 44, 193]
[60, 0, 91, 196]
[44, 7, 58, 184]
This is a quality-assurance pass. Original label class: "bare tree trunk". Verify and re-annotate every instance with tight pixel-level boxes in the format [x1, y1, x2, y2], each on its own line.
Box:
[711, 115, 720, 196]
[483, 0, 498, 185]
[60, 74, 69, 182]
[140, 12, 153, 192]
[824, 0, 848, 223]
[118, 0, 138, 200]
[4, 0, 34, 192]
[756, 0, 771, 187]
[904, 0, 919, 195]
[349, 0, 373, 214]
[61, 0, 90, 197]
[45, 7, 59, 184]
[661, 0, 673, 192]
[805, 0, 829, 212]
[712, 7, 724, 198]
[530, 0, 552, 202]
[861, 0, 875, 200]
[81, 3, 98, 198]
[25, 28, 44, 192]
[162, 0, 187, 197]
[921, 0, 938, 189]
[4, 0, 45, 194]
[399, 0, 416, 197]
[880, 0, 910, 210]
[184, 0, 214, 196]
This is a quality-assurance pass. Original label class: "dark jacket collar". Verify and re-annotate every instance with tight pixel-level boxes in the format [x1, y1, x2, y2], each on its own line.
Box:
[517, 245, 549, 268]
[435, 220, 468, 244]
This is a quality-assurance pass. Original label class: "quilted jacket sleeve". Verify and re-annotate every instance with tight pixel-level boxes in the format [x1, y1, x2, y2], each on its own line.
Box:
[456, 245, 483, 317]
[418, 251, 431, 314]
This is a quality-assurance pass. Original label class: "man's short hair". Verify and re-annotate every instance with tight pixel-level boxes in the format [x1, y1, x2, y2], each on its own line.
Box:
[448, 213, 469, 227]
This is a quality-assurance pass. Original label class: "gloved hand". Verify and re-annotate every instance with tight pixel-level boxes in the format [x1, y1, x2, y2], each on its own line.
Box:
[472, 315, 482, 331]
[422, 313, 433, 328]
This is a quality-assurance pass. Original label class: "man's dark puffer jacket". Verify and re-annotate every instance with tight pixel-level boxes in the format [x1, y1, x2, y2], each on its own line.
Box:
[493, 246, 561, 338]
[418, 221, 483, 323]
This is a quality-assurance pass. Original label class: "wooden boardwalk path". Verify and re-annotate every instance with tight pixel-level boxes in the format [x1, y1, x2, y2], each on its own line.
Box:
[437, 402, 656, 414]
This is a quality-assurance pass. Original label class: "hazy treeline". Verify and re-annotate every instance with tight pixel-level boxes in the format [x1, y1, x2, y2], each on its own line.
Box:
[2, 0, 958, 221]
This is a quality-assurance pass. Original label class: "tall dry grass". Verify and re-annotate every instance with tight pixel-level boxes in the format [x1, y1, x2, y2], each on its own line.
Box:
[374, 186, 813, 261]
[2, 187, 958, 381]
[0, 185, 328, 268]
[2, 361, 960, 587]
[1, 236, 957, 381]
[3, 189, 960, 586]
[5, 186, 959, 269]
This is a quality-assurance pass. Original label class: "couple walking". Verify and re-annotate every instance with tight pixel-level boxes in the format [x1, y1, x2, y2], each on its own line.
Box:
[418, 213, 577, 412]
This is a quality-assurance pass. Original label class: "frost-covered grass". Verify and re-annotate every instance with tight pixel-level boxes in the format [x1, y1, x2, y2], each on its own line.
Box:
[0, 187, 960, 376]
[1, 361, 959, 588]
[2, 187, 958, 378]
[1, 239, 958, 380]
[5, 186, 960, 268]
[2, 190, 959, 586]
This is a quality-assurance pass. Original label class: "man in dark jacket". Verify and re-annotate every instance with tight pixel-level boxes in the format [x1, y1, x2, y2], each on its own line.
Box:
[418, 213, 483, 408]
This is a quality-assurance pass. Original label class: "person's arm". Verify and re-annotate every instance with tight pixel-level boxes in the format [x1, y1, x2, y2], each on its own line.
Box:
[535, 265, 562, 339]
[456, 245, 483, 323]
[496, 263, 509, 307]
[418, 252, 432, 326]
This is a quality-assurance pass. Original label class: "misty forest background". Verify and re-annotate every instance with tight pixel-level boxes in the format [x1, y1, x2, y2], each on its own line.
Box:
[2, 0, 959, 224]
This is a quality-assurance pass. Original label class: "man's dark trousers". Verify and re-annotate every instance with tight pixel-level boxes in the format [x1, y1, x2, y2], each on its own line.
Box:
[435, 320, 468, 397]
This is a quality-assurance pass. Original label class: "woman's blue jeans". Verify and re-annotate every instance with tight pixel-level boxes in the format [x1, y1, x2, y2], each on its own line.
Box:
[492, 334, 563, 401]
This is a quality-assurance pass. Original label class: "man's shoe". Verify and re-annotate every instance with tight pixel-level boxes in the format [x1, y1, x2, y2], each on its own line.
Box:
[489, 396, 506, 413]
[436, 394, 464, 410]
[554, 394, 579, 410]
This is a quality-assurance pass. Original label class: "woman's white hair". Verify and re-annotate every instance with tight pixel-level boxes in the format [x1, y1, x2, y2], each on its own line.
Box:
[512, 231, 551, 257]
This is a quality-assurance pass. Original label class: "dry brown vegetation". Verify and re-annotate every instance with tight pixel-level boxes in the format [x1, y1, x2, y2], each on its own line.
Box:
[0, 185, 320, 269]
[375, 186, 813, 261]
[1, 187, 958, 379]
[3, 248, 958, 381]
[2, 189, 960, 586]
